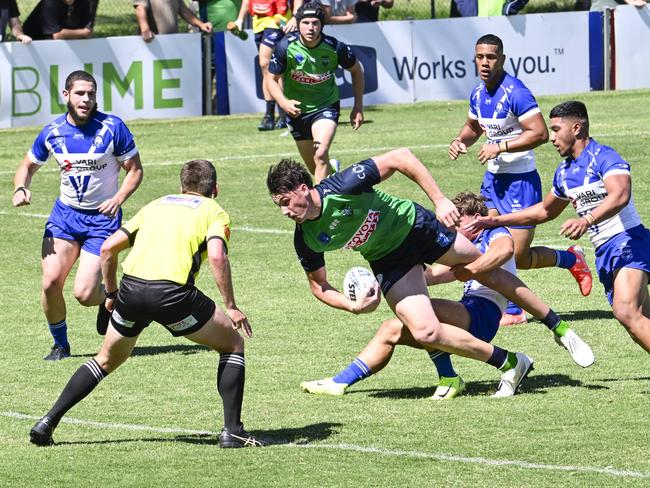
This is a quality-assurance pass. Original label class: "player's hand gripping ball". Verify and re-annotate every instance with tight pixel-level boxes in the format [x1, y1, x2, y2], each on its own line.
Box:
[343, 266, 378, 302]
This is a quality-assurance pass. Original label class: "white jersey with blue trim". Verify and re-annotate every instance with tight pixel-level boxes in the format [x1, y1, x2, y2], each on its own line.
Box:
[28, 111, 138, 210]
[462, 226, 515, 312]
[551, 138, 642, 249]
[468, 72, 541, 175]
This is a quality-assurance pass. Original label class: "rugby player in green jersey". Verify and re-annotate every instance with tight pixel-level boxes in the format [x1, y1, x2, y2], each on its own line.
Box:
[267, 148, 542, 397]
[266, 2, 364, 183]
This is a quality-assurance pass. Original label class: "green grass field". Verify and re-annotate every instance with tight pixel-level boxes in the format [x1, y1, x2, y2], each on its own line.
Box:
[1, 90, 650, 487]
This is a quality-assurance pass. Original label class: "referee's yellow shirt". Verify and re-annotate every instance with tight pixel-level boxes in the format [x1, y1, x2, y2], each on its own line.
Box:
[121, 194, 231, 285]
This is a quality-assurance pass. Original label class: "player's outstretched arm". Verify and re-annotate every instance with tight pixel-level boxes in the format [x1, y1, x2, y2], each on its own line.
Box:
[449, 118, 482, 160]
[12, 156, 40, 207]
[424, 264, 455, 286]
[348, 62, 364, 130]
[307, 266, 380, 314]
[98, 153, 144, 218]
[466, 192, 568, 233]
[451, 234, 513, 282]
[372, 147, 459, 228]
[207, 238, 252, 338]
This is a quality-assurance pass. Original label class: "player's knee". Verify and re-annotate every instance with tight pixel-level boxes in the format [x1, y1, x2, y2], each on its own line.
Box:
[613, 302, 639, 331]
[214, 333, 244, 354]
[376, 318, 403, 345]
[410, 324, 441, 347]
[73, 285, 97, 306]
[41, 275, 64, 295]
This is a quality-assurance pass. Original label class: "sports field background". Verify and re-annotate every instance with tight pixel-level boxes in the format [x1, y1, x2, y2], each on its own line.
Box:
[1, 90, 649, 486]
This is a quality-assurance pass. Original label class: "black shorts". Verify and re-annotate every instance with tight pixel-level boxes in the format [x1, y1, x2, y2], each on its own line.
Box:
[369, 203, 457, 295]
[287, 103, 340, 141]
[110, 275, 216, 337]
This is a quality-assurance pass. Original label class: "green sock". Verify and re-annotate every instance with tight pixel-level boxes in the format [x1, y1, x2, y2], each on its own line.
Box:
[499, 351, 518, 372]
[553, 320, 570, 338]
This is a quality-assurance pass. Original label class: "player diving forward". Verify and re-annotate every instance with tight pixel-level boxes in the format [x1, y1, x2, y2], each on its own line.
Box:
[266, 149, 568, 397]
[301, 191, 594, 399]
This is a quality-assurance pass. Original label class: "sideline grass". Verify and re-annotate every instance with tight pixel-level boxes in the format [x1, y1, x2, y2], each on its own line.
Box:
[1, 90, 649, 487]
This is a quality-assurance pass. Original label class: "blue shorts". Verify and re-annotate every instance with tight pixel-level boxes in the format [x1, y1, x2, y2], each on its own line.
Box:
[287, 103, 340, 141]
[43, 199, 121, 256]
[255, 27, 285, 49]
[594, 225, 650, 305]
[480, 170, 542, 230]
[369, 203, 457, 295]
[461, 296, 501, 343]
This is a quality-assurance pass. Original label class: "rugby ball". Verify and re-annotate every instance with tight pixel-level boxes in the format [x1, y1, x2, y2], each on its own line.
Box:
[343, 266, 378, 302]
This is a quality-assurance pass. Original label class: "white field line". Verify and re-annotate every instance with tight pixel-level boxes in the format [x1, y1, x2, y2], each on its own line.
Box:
[0, 144, 448, 176]
[4, 411, 648, 479]
[0, 210, 292, 235]
[0, 210, 589, 249]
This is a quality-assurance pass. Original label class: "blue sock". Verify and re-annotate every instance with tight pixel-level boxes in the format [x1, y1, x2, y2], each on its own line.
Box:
[332, 358, 372, 386]
[487, 345, 509, 369]
[555, 249, 577, 269]
[429, 351, 457, 378]
[506, 302, 523, 315]
[49, 319, 69, 349]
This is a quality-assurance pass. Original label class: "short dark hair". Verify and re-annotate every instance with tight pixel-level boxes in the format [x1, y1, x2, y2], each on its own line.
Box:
[65, 70, 97, 91]
[549, 101, 589, 130]
[267, 159, 313, 196]
[452, 191, 488, 217]
[180, 160, 217, 197]
[476, 34, 503, 53]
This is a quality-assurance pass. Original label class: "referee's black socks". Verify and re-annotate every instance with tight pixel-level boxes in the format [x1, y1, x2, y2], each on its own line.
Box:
[217, 353, 245, 431]
[46, 358, 108, 427]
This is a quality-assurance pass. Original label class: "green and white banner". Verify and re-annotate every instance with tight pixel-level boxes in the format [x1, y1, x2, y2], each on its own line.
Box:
[0, 33, 202, 129]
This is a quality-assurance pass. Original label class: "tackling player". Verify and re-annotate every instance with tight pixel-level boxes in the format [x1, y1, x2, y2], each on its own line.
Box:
[30, 160, 263, 448]
[448, 34, 592, 326]
[12, 70, 143, 361]
[300, 191, 594, 399]
[467, 101, 650, 353]
[265, 2, 364, 182]
[267, 149, 548, 397]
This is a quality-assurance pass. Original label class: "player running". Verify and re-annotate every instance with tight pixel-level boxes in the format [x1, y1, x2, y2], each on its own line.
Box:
[267, 149, 548, 397]
[467, 101, 650, 353]
[300, 191, 594, 399]
[448, 34, 592, 326]
[29, 160, 264, 448]
[265, 2, 364, 182]
[12, 70, 143, 361]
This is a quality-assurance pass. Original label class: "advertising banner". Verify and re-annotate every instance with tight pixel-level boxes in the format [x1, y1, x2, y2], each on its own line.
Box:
[224, 12, 591, 114]
[614, 5, 650, 90]
[0, 34, 202, 128]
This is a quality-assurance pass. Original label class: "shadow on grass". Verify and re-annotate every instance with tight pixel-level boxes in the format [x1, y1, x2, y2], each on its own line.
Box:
[554, 310, 614, 321]
[54, 422, 342, 447]
[354, 373, 608, 400]
[71, 344, 209, 360]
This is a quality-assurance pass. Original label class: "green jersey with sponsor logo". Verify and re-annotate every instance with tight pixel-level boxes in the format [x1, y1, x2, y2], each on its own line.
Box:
[269, 32, 357, 114]
[294, 159, 416, 270]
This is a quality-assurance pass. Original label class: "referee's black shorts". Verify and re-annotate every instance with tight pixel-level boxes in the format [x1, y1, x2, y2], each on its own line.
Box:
[109, 275, 216, 337]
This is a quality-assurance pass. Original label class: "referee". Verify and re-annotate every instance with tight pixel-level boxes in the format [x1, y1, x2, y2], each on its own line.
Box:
[30, 160, 264, 448]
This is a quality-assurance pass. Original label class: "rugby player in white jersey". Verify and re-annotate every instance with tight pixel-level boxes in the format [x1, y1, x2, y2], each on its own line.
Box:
[448, 34, 593, 326]
[12, 70, 143, 361]
[468, 101, 650, 353]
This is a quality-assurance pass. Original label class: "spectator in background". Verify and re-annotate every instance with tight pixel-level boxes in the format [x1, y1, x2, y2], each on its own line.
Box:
[319, 0, 357, 23]
[590, 0, 647, 10]
[133, 0, 213, 43]
[234, 0, 302, 131]
[478, 0, 529, 16]
[450, 0, 477, 16]
[354, 0, 392, 23]
[1, 0, 32, 42]
[199, 0, 241, 32]
[23, 0, 93, 40]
